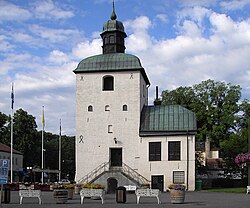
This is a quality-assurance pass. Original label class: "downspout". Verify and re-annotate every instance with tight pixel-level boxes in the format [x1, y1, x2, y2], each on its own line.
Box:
[186, 130, 189, 190]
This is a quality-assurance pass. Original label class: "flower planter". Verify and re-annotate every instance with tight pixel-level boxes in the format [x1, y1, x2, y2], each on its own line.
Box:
[74, 186, 81, 194]
[53, 189, 68, 204]
[67, 188, 74, 199]
[169, 189, 185, 204]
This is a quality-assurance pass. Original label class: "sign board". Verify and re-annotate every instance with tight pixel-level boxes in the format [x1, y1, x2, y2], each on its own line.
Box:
[0, 159, 9, 184]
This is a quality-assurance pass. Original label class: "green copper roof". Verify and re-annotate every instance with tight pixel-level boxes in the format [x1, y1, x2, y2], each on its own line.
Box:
[74, 53, 150, 85]
[140, 105, 197, 136]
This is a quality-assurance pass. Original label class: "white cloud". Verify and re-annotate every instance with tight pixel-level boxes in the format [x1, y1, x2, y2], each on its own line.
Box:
[220, 0, 250, 10]
[156, 14, 168, 23]
[125, 16, 153, 52]
[177, 6, 211, 24]
[124, 11, 250, 104]
[12, 32, 37, 45]
[0, 1, 32, 21]
[32, 0, 74, 20]
[0, 35, 14, 52]
[72, 39, 102, 59]
[178, 0, 217, 8]
[29, 25, 80, 43]
[48, 50, 70, 64]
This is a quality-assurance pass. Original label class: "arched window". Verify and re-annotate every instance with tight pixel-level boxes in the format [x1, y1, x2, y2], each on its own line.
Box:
[105, 105, 110, 111]
[88, 105, 93, 112]
[103, 76, 114, 91]
[122, 105, 128, 111]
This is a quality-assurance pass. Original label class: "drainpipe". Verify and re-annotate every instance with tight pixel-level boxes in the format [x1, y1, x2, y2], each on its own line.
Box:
[186, 131, 189, 190]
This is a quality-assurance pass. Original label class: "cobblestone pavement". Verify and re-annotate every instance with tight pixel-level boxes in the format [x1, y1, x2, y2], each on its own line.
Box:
[1, 191, 249, 208]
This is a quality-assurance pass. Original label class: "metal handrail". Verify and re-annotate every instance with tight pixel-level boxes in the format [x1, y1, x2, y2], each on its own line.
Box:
[121, 162, 150, 185]
[77, 161, 150, 186]
[77, 161, 110, 184]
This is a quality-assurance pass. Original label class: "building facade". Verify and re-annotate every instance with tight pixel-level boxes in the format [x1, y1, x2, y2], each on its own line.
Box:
[0, 143, 23, 182]
[74, 4, 197, 192]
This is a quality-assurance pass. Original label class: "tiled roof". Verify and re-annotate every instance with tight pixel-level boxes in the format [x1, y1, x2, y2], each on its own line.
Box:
[140, 105, 197, 136]
[0, 143, 23, 155]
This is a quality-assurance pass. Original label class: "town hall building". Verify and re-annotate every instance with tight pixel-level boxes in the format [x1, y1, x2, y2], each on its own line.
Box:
[74, 3, 197, 192]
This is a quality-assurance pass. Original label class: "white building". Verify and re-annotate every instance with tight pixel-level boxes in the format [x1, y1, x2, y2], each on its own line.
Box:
[74, 4, 197, 192]
[0, 143, 23, 181]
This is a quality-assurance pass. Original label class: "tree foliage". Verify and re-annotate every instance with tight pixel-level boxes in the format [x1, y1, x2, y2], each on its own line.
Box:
[0, 109, 75, 181]
[162, 79, 249, 173]
[162, 79, 241, 147]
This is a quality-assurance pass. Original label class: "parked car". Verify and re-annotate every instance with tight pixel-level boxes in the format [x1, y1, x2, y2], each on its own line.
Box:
[58, 179, 70, 184]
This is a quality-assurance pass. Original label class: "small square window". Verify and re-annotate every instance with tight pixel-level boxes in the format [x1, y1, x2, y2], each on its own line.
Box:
[105, 105, 110, 111]
[108, 125, 113, 133]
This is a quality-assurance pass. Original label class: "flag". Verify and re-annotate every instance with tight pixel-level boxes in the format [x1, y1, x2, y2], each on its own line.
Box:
[42, 106, 45, 129]
[11, 83, 14, 109]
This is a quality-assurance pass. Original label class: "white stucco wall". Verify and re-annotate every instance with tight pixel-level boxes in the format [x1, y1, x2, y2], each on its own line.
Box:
[75, 71, 147, 182]
[135, 135, 195, 191]
[75, 69, 196, 191]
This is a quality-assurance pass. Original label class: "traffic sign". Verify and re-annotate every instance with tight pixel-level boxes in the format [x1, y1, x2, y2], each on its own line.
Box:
[0, 159, 9, 184]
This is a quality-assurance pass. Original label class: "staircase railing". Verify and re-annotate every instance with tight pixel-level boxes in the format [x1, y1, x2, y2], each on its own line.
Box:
[77, 161, 110, 184]
[77, 161, 150, 187]
[121, 162, 150, 186]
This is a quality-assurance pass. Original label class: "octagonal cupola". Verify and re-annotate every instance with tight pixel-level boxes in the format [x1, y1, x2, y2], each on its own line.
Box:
[100, 1, 127, 54]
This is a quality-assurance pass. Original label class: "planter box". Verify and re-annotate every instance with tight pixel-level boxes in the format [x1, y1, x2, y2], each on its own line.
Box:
[169, 189, 185, 204]
[53, 189, 68, 204]
[67, 189, 74, 199]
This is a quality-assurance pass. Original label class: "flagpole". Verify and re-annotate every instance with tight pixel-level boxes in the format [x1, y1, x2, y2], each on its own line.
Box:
[41, 106, 45, 184]
[59, 119, 61, 181]
[10, 83, 14, 183]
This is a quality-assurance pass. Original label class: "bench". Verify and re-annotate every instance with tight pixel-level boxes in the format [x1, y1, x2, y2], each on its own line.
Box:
[80, 188, 105, 204]
[247, 186, 250, 194]
[135, 189, 160, 204]
[19, 190, 42, 205]
[124, 185, 137, 192]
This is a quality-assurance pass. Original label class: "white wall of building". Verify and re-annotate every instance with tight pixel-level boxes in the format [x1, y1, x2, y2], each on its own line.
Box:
[75, 71, 147, 182]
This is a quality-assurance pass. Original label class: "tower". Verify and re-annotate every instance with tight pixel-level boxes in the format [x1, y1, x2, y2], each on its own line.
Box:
[74, 2, 150, 190]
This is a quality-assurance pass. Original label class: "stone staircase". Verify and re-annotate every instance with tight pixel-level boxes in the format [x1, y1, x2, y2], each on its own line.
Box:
[77, 161, 149, 187]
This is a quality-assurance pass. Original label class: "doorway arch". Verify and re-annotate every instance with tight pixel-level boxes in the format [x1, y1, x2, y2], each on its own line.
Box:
[107, 177, 117, 194]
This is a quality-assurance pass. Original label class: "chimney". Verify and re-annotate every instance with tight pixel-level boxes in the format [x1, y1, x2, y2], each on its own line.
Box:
[154, 86, 162, 106]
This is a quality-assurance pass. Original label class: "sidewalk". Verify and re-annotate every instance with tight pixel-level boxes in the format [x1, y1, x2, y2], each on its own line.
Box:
[1, 191, 249, 208]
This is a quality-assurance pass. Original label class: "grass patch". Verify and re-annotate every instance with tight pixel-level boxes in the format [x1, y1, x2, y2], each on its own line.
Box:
[207, 187, 246, 193]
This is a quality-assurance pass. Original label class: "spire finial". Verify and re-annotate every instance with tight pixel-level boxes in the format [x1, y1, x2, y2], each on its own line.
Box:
[111, 0, 117, 20]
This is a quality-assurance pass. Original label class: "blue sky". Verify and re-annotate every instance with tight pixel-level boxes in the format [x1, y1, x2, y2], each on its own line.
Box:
[0, 0, 250, 135]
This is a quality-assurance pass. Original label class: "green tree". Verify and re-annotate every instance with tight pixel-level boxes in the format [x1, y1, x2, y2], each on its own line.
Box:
[162, 79, 241, 147]
[13, 109, 38, 167]
[0, 112, 9, 143]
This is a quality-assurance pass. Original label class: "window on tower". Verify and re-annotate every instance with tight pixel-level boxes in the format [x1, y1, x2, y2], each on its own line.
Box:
[110, 35, 115, 43]
[88, 105, 93, 112]
[122, 104, 128, 111]
[103, 76, 114, 91]
[105, 105, 110, 111]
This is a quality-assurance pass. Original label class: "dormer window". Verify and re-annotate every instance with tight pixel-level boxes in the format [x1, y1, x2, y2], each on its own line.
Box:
[103, 76, 114, 91]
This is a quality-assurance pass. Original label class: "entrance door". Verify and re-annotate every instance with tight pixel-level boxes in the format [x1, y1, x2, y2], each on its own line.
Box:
[110, 148, 122, 167]
[151, 175, 164, 191]
[107, 178, 117, 194]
